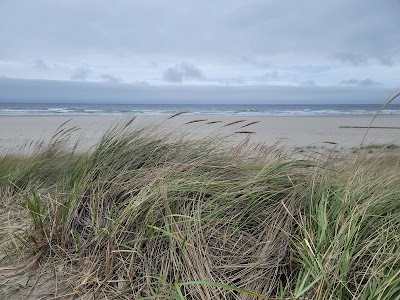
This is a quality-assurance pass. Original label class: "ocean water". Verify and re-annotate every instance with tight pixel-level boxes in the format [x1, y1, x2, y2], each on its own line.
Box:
[0, 103, 400, 116]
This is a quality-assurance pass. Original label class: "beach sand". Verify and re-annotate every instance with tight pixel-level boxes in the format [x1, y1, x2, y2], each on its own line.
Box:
[1, 115, 400, 151]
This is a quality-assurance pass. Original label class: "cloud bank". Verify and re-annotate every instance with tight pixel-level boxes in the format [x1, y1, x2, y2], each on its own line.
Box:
[0, 78, 394, 104]
[163, 63, 205, 83]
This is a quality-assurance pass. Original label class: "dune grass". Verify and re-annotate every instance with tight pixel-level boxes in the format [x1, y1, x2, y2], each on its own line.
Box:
[0, 119, 399, 299]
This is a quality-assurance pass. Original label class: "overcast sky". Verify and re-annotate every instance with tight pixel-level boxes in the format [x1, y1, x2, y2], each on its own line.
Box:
[0, 0, 399, 103]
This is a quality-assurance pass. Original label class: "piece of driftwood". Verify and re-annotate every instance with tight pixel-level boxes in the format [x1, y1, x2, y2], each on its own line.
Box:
[340, 126, 400, 129]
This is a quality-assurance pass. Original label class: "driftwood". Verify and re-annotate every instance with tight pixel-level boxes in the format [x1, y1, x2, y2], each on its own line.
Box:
[340, 126, 400, 129]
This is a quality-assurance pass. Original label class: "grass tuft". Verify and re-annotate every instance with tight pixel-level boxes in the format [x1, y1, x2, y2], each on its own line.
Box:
[0, 121, 399, 299]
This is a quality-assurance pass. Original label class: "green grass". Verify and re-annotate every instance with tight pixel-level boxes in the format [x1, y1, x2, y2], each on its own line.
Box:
[0, 120, 399, 299]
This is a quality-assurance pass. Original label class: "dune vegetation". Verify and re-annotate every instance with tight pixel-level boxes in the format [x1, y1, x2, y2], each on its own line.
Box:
[0, 118, 399, 299]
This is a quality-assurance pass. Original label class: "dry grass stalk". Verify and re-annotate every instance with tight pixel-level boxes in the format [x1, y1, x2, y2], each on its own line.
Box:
[240, 121, 260, 128]
[168, 111, 187, 119]
[223, 120, 246, 127]
[185, 119, 208, 124]
[205, 121, 222, 124]
[235, 131, 255, 134]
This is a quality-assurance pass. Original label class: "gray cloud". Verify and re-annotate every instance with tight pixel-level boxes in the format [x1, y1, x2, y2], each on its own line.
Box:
[163, 67, 183, 83]
[359, 79, 381, 86]
[378, 57, 395, 66]
[33, 59, 49, 70]
[300, 80, 316, 86]
[340, 79, 383, 87]
[332, 53, 368, 66]
[101, 73, 121, 84]
[71, 68, 91, 81]
[341, 79, 359, 85]
[333, 52, 398, 67]
[180, 63, 205, 80]
[163, 63, 205, 83]
[134, 81, 150, 86]
[264, 71, 279, 80]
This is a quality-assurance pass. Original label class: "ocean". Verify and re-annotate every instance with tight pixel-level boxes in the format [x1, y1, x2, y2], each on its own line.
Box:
[0, 103, 399, 116]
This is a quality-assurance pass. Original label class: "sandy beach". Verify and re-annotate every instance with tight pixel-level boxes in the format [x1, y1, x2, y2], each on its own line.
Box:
[1, 114, 400, 151]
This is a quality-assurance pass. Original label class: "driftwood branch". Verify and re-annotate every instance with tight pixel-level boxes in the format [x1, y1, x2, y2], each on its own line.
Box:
[340, 126, 400, 129]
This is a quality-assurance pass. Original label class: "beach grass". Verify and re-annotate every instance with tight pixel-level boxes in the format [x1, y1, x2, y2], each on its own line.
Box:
[0, 119, 399, 299]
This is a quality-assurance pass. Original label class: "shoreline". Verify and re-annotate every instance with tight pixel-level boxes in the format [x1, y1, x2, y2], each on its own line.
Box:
[1, 114, 400, 151]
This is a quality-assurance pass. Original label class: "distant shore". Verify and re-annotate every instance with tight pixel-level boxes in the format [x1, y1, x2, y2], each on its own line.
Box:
[1, 115, 400, 151]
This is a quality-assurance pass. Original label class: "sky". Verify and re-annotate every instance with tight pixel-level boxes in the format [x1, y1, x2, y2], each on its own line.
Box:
[0, 0, 399, 104]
